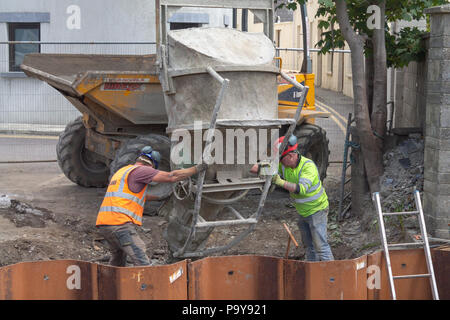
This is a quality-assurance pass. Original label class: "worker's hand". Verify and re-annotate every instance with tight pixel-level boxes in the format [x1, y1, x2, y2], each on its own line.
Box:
[195, 163, 208, 173]
[271, 174, 285, 187]
[257, 160, 271, 175]
[257, 160, 277, 177]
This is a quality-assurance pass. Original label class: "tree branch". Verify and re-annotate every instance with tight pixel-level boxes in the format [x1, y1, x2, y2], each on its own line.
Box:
[371, 0, 388, 142]
[334, 0, 365, 48]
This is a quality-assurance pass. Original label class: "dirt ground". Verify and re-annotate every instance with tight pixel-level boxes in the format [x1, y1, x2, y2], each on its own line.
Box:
[0, 148, 422, 267]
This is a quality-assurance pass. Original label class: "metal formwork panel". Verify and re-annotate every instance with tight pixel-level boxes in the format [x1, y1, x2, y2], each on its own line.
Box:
[0, 260, 98, 300]
[302, 256, 368, 300]
[97, 260, 188, 300]
[282, 259, 307, 300]
[367, 249, 432, 300]
[284, 256, 369, 300]
[431, 246, 450, 300]
[0, 248, 447, 300]
[188, 255, 284, 300]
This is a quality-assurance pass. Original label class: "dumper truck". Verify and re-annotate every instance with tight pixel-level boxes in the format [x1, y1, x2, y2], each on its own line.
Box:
[21, 0, 330, 257]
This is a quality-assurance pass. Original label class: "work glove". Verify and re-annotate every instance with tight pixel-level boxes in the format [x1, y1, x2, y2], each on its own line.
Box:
[271, 174, 285, 187]
[257, 160, 276, 177]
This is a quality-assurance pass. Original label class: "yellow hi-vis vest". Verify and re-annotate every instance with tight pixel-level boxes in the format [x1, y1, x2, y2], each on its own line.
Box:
[279, 156, 328, 217]
[96, 165, 148, 226]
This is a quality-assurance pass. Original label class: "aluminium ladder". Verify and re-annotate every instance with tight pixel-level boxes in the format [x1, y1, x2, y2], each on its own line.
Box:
[372, 190, 440, 300]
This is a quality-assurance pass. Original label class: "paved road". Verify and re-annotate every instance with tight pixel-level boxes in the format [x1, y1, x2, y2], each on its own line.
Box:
[0, 135, 58, 162]
[314, 87, 354, 163]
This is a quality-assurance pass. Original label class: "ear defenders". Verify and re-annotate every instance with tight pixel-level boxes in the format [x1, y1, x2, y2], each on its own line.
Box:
[139, 146, 161, 169]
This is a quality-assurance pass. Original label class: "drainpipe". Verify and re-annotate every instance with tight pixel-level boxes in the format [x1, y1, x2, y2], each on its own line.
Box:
[242, 9, 248, 31]
[300, 3, 312, 74]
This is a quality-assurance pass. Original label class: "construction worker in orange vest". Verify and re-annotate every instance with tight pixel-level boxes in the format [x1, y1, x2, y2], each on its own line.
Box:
[96, 146, 206, 267]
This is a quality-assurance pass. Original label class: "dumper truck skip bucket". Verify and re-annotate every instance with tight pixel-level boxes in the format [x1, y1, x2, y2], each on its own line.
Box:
[21, 54, 167, 125]
[21, 53, 175, 199]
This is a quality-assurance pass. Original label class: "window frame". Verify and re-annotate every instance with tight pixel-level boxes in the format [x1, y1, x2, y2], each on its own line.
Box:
[8, 22, 41, 72]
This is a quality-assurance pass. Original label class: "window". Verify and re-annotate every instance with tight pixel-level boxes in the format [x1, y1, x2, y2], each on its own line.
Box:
[327, 52, 334, 74]
[170, 22, 202, 30]
[327, 22, 335, 75]
[168, 12, 208, 31]
[276, 30, 281, 47]
[8, 23, 40, 72]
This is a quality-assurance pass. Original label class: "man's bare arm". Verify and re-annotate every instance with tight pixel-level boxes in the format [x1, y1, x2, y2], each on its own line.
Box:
[250, 164, 259, 174]
[152, 165, 205, 183]
[145, 194, 161, 201]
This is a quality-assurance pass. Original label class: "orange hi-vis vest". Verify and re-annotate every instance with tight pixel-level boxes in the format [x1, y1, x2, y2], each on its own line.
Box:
[96, 165, 148, 226]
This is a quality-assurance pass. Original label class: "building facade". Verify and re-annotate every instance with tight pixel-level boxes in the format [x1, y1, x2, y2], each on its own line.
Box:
[245, 1, 355, 100]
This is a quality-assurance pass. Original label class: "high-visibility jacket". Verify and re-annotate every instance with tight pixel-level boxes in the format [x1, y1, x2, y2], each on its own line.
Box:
[279, 155, 328, 217]
[96, 165, 147, 226]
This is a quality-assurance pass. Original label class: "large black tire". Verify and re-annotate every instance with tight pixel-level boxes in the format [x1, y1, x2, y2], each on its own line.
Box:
[294, 123, 330, 180]
[109, 133, 171, 178]
[56, 117, 110, 188]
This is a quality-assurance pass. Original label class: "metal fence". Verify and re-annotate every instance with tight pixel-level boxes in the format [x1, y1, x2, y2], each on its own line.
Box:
[0, 42, 350, 165]
[276, 47, 351, 71]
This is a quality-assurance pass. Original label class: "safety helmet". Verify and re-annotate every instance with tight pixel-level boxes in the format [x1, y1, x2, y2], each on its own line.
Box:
[138, 146, 161, 169]
[275, 135, 298, 158]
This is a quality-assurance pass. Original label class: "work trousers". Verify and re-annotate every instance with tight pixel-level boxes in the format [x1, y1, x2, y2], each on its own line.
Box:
[97, 222, 150, 267]
[297, 207, 334, 261]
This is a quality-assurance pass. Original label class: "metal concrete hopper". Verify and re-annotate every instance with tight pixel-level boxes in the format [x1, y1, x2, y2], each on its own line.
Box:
[162, 27, 281, 130]
[158, 27, 307, 258]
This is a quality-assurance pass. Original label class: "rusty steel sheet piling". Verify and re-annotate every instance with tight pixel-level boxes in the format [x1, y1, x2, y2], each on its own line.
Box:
[432, 246, 450, 300]
[368, 248, 434, 300]
[0, 248, 448, 300]
[97, 260, 188, 300]
[0, 260, 98, 300]
[188, 255, 284, 300]
[301, 256, 368, 300]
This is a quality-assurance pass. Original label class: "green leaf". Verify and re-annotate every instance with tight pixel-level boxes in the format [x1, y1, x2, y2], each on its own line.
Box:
[318, 20, 330, 29]
[402, 12, 412, 21]
[318, 0, 334, 8]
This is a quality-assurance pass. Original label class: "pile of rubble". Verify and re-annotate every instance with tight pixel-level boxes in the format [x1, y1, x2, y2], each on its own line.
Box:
[375, 133, 425, 242]
[380, 134, 424, 212]
[0, 195, 54, 228]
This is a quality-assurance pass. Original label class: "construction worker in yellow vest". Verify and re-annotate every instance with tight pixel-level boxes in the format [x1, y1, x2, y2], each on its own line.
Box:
[96, 146, 206, 267]
[252, 135, 334, 261]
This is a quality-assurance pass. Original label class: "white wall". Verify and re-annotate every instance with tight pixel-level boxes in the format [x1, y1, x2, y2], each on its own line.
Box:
[0, 0, 156, 42]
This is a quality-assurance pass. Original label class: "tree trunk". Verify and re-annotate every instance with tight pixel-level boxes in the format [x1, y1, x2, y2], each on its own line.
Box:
[334, 0, 383, 194]
[349, 127, 371, 221]
[365, 47, 374, 117]
[370, 0, 387, 180]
